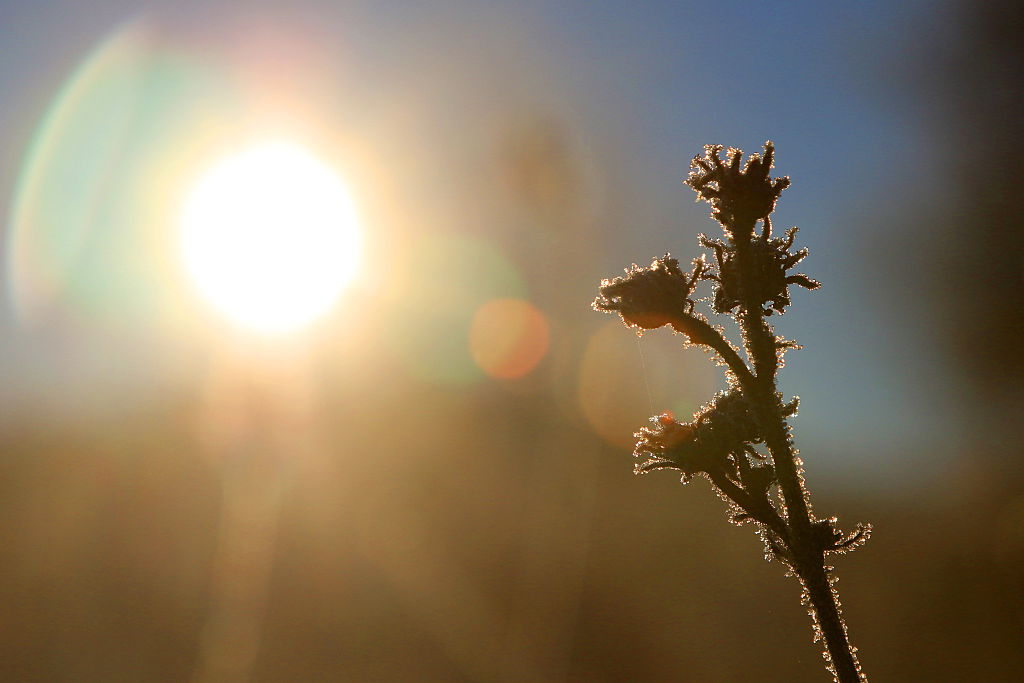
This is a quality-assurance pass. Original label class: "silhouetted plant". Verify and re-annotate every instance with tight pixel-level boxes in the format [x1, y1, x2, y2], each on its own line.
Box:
[594, 143, 870, 682]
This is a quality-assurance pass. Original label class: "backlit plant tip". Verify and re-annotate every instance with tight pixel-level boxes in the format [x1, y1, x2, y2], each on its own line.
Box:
[594, 143, 870, 682]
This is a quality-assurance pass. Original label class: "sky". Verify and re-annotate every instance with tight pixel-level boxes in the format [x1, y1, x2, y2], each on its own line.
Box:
[0, 0, 954, 477]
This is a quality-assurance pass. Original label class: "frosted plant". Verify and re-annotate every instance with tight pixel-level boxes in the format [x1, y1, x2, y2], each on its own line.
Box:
[594, 143, 870, 682]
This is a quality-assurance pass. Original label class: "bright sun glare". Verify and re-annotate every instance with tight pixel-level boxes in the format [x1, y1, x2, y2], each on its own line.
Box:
[181, 141, 361, 334]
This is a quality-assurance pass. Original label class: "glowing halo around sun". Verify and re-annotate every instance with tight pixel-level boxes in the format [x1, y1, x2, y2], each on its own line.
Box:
[180, 141, 361, 334]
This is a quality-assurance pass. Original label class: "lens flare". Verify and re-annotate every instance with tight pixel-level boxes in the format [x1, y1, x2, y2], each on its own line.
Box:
[6, 23, 245, 329]
[382, 233, 526, 384]
[578, 321, 721, 448]
[469, 298, 549, 379]
[578, 321, 651, 448]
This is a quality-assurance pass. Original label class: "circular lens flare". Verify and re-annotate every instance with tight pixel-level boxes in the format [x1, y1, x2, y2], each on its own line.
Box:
[470, 298, 549, 379]
[181, 141, 360, 334]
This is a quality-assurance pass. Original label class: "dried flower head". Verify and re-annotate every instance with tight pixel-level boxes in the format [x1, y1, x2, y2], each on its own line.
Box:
[686, 142, 790, 238]
[634, 389, 794, 482]
[593, 255, 705, 330]
[702, 226, 820, 315]
[633, 413, 720, 480]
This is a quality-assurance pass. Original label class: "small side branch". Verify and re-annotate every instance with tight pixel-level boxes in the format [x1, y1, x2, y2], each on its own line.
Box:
[668, 313, 755, 387]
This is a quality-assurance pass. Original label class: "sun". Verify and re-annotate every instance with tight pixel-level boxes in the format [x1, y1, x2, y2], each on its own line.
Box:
[180, 141, 361, 334]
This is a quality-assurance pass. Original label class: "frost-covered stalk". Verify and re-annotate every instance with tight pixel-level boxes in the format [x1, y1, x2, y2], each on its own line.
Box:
[593, 143, 869, 682]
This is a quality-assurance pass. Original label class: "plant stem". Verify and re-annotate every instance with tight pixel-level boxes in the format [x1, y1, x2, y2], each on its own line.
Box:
[732, 226, 863, 682]
[668, 315, 755, 388]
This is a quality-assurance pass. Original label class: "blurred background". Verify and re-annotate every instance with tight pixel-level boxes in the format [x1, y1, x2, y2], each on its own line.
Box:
[1, 0, 1021, 680]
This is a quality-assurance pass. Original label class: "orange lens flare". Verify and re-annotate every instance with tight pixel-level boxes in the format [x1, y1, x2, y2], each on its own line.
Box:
[469, 298, 549, 380]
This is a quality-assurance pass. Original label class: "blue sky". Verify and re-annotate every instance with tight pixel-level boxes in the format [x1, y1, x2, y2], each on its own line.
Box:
[0, 0, 956, 481]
